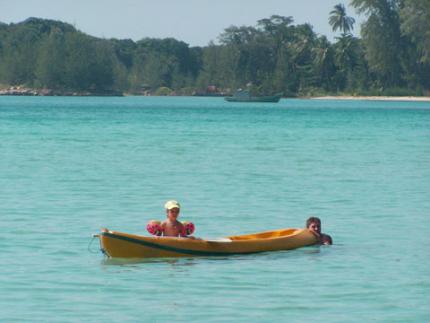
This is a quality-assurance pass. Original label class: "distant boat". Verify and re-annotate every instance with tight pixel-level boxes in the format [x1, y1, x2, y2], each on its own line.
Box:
[225, 90, 282, 103]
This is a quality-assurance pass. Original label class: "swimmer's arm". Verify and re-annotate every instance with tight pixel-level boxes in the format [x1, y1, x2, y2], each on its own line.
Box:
[308, 228, 321, 240]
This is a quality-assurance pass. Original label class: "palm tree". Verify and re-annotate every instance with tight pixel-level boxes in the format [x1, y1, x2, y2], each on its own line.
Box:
[312, 36, 336, 90]
[334, 34, 359, 90]
[329, 4, 356, 35]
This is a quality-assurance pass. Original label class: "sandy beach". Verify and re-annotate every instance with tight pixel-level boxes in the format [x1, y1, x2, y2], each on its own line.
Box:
[312, 96, 430, 102]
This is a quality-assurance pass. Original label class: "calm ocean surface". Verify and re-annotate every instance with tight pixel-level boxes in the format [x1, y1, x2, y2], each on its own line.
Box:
[1, 96, 429, 322]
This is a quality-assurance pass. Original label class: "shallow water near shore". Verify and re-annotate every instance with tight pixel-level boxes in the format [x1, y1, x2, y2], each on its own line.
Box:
[1, 96, 429, 322]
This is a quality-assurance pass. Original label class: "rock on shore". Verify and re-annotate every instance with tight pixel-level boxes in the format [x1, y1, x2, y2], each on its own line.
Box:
[0, 86, 52, 96]
[0, 86, 123, 96]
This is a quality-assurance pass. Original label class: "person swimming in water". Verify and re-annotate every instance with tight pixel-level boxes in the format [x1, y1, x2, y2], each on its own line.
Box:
[306, 216, 332, 245]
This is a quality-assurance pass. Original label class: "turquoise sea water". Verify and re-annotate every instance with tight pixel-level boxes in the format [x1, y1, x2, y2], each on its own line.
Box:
[1, 96, 429, 322]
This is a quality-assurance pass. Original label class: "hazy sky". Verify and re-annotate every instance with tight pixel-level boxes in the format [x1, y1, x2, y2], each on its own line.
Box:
[1, 0, 363, 46]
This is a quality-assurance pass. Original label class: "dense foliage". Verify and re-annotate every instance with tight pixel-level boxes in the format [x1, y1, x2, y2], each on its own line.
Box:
[0, 1, 429, 96]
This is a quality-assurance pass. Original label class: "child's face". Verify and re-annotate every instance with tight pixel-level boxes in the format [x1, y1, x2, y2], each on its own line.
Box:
[167, 208, 180, 221]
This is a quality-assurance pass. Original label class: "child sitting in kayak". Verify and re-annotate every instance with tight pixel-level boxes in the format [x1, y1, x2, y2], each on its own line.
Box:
[306, 216, 333, 245]
[161, 200, 185, 237]
[146, 200, 196, 238]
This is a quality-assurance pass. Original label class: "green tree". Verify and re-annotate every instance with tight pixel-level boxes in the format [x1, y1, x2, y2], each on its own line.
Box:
[351, 0, 404, 87]
[0, 23, 40, 85]
[35, 28, 67, 89]
[400, 0, 430, 63]
[196, 42, 222, 90]
[329, 4, 356, 34]
[312, 36, 336, 91]
[400, 0, 430, 90]
[63, 33, 115, 92]
[288, 24, 317, 94]
[334, 34, 359, 90]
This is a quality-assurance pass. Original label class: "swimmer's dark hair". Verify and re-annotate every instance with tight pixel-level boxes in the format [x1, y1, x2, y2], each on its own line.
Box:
[321, 234, 333, 245]
[306, 216, 321, 228]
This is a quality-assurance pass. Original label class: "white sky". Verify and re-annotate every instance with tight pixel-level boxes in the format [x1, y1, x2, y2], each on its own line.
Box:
[0, 0, 363, 46]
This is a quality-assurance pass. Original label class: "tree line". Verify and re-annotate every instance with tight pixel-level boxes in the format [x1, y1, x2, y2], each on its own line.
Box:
[0, 0, 429, 96]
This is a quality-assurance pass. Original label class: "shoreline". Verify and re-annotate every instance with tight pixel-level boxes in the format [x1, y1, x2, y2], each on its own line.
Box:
[1, 87, 430, 102]
[311, 96, 430, 102]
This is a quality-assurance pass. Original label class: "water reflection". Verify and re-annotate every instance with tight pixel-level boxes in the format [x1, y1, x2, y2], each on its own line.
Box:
[101, 256, 198, 267]
[99, 245, 326, 267]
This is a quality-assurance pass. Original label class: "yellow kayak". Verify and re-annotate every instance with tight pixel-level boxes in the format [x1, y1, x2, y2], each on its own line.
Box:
[97, 228, 317, 258]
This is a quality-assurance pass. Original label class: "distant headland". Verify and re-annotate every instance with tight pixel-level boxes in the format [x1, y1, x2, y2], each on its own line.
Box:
[0, 5, 429, 98]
